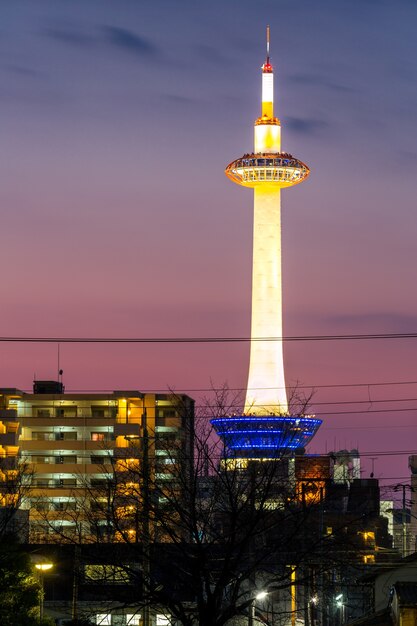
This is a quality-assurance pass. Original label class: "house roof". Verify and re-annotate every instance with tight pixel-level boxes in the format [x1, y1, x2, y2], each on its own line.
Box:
[347, 608, 391, 625]
[392, 581, 417, 607]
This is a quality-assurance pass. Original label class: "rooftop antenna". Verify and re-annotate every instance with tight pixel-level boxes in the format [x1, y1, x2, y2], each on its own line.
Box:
[369, 456, 378, 478]
[57, 343, 64, 389]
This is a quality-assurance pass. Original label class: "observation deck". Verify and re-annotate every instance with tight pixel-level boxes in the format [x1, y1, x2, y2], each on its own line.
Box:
[225, 152, 309, 188]
[211, 415, 322, 459]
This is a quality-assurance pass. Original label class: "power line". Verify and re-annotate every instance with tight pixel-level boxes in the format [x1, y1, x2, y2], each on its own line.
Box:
[20, 379, 417, 394]
[2, 331, 417, 343]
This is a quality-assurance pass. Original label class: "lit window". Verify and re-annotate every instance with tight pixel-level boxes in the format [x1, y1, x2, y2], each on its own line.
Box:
[156, 615, 171, 626]
[363, 554, 375, 564]
[86, 565, 129, 584]
[96, 615, 111, 625]
[91, 432, 105, 441]
[126, 615, 141, 625]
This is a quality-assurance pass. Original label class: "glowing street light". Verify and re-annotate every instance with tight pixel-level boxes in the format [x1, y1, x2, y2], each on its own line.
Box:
[255, 591, 268, 601]
[35, 563, 53, 572]
[249, 590, 268, 626]
[35, 562, 54, 621]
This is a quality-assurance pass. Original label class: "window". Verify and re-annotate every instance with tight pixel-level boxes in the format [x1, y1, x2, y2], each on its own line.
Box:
[55, 455, 77, 464]
[55, 431, 77, 441]
[33, 407, 51, 417]
[54, 501, 77, 511]
[91, 406, 106, 417]
[156, 409, 180, 427]
[126, 615, 141, 625]
[96, 615, 111, 625]
[56, 479, 77, 488]
[90, 479, 110, 488]
[32, 431, 54, 441]
[363, 554, 375, 564]
[91, 432, 105, 442]
[91, 455, 105, 465]
[32, 456, 49, 464]
[156, 615, 172, 626]
[86, 565, 129, 584]
[34, 500, 49, 511]
[33, 479, 52, 488]
[55, 406, 77, 418]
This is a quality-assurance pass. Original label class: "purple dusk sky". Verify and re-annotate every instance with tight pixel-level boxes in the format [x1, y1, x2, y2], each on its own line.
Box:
[0, 1, 416, 490]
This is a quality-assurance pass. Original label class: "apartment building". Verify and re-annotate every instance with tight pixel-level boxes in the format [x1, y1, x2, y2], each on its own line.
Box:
[0, 381, 194, 541]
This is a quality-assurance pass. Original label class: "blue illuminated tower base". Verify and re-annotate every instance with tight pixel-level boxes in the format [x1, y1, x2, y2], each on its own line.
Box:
[211, 415, 322, 459]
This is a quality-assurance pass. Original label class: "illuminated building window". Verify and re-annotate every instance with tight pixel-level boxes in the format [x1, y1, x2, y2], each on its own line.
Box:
[91, 432, 105, 441]
[326, 527, 333, 535]
[85, 564, 129, 584]
[96, 615, 111, 625]
[363, 554, 375, 564]
[156, 615, 172, 626]
[126, 615, 141, 625]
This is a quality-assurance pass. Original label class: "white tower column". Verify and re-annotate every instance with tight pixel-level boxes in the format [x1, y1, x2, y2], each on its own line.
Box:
[244, 186, 287, 415]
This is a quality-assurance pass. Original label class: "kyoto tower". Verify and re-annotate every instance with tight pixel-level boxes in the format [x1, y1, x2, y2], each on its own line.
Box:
[212, 29, 321, 458]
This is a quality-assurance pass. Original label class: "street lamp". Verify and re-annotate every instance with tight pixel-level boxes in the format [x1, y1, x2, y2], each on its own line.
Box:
[249, 590, 268, 626]
[35, 562, 54, 621]
[335, 593, 345, 625]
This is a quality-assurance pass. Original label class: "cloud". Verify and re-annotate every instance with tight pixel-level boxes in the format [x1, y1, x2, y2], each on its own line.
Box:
[5, 65, 41, 78]
[163, 93, 197, 105]
[285, 117, 329, 135]
[102, 26, 158, 58]
[44, 27, 94, 47]
[193, 44, 228, 66]
[399, 150, 417, 162]
[324, 312, 417, 333]
[288, 73, 356, 94]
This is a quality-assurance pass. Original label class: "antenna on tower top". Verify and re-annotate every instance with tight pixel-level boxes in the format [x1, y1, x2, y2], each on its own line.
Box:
[266, 25, 270, 62]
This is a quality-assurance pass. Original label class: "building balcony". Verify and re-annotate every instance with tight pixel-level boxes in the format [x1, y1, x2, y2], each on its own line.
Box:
[20, 440, 113, 451]
[0, 432, 19, 446]
[0, 409, 18, 419]
[113, 423, 141, 438]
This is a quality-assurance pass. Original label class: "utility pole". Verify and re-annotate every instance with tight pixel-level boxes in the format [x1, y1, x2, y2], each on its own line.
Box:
[393, 483, 411, 557]
[402, 484, 407, 557]
[142, 401, 151, 626]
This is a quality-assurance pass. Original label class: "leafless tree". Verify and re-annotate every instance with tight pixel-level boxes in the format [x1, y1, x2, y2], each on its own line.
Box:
[0, 456, 33, 540]
[35, 388, 375, 626]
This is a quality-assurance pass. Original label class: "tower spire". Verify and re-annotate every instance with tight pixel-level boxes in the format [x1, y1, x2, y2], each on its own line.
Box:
[266, 24, 270, 64]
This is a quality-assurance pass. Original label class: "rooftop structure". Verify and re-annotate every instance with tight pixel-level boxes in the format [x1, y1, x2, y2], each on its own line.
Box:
[212, 28, 321, 457]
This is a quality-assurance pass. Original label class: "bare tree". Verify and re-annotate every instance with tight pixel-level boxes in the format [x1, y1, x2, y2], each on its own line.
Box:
[35, 389, 376, 626]
[0, 455, 33, 540]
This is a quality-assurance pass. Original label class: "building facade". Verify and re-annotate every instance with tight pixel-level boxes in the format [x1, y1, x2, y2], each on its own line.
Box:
[0, 381, 194, 541]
